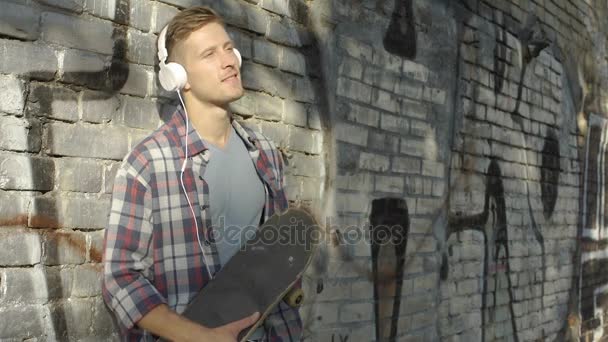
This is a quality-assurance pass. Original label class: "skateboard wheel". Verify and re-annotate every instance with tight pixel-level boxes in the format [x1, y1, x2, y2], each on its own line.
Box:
[285, 288, 304, 307]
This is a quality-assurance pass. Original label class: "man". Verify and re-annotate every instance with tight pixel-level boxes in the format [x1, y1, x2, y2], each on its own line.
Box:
[102, 6, 302, 341]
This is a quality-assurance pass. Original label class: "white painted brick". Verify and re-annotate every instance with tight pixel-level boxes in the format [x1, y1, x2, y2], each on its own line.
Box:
[55, 158, 103, 193]
[0, 39, 58, 79]
[0, 2, 41, 40]
[288, 126, 318, 154]
[0, 152, 54, 191]
[258, 121, 289, 148]
[41, 12, 114, 54]
[289, 153, 324, 178]
[283, 100, 308, 127]
[253, 92, 283, 121]
[339, 56, 363, 79]
[337, 77, 372, 102]
[27, 83, 79, 122]
[335, 192, 369, 213]
[372, 89, 399, 112]
[280, 46, 307, 75]
[338, 35, 372, 61]
[359, 152, 389, 172]
[0, 75, 25, 115]
[403, 60, 430, 82]
[375, 175, 404, 193]
[0, 115, 40, 153]
[336, 172, 373, 192]
[127, 29, 155, 66]
[380, 114, 409, 133]
[335, 122, 368, 146]
[253, 38, 281, 67]
[343, 103, 379, 127]
[0, 228, 42, 266]
[151, 1, 180, 33]
[47, 122, 129, 160]
[340, 302, 373, 323]
[392, 156, 421, 174]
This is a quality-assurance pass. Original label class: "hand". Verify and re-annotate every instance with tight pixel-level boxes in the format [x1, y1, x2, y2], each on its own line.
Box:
[202, 312, 260, 342]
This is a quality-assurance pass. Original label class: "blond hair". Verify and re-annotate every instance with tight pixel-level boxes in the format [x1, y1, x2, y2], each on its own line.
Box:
[164, 6, 224, 61]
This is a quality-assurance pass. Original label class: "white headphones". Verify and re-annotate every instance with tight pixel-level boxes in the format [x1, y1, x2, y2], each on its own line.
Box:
[157, 24, 243, 91]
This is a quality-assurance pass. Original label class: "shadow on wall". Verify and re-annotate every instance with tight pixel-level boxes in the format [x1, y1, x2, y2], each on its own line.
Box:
[0, 0, 149, 339]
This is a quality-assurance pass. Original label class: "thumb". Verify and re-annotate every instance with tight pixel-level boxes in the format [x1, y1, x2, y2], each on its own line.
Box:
[227, 312, 260, 333]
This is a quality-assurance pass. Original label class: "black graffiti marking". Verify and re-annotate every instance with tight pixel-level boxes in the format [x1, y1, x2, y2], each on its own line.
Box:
[383, 0, 417, 59]
[541, 129, 560, 219]
[446, 158, 519, 342]
[370, 198, 409, 342]
[331, 333, 349, 342]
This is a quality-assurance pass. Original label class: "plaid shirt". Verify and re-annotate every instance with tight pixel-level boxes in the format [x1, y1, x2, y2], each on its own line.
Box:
[102, 106, 302, 341]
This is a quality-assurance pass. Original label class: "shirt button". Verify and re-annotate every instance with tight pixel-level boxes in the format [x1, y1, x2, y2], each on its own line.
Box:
[198, 175, 203, 180]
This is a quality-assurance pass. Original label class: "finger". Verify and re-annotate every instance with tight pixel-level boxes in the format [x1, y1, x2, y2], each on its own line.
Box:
[228, 312, 260, 332]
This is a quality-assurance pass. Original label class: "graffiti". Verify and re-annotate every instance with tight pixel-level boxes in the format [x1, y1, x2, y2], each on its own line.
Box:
[446, 158, 519, 341]
[541, 129, 560, 219]
[580, 114, 608, 340]
[369, 198, 409, 342]
[331, 333, 349, 342]
[383, 0, 416, 59]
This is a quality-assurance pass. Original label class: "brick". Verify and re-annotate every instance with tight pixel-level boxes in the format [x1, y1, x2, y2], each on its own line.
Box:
[1, 266, 72, 304]
[423, 86, 447, 105]
[0, 115, 41, 153]
[260, 0, 291, 16]
[289, 153, 324, 178]
[47, 122, 129, 160]
[335, 192, 368, 213]
[292, 76, 316, 103]
[288, 126, 319, 154]
[87, 230, 105, 263]
[371, 50, 402, 73]
[242, 62, 282, 95]
[0, 2, 41, 40]
[55, 158, 102, 193]
[0, 75, 25, 115]
[410, 120, 433, 138]
[396, 78, 424, 100]
[239, 2, 269, 35]
[340, 57, 364, 80]
[120, 64, 151, 97]
[0, 305, 46, 339]
[0, 39, 58, 79]
[252, 92, 282, 121]
[403, 60, 430, 83]
[120, 95, 161, 130]
[48, 299, 95, 339]
[300, 177, 322, 201]
[266, 17, 302, 47]
[40, 0, 85, 12]
[252, 39, 281, 67]
[41, 12, 114, 54]
[339, 36, 372, 61]
[129, 0, 153, 31]
[375, 175, 404, 193]
[27, 83, 79, 122]
[72, 264, 102, 297]
[0, 191, 32, 222]
[61, 48, 107, 89]
[151, 2, 180, 33]
[363, 66, 398, 91]
[341, 102, 379, 127]
[0, 153, 54, 191]
[227, 27, 253, 60]
[307, 105, 322, 130]
[335, 122, 368, 146]
[400, 138, 426, 157]
[372, 89, 399, 112]
[258, 121, 289, 147]
[359, 152, 389, 172]
[127, 29, 155, 66]
[340, 303, 373, 323]
[368, 131, 400, 154]
[0, 228, 42, 266]
[336, 143, 360, 171]
[81, 90, 121, 123]
[229, 91, 256, 117]
[42, 230, 87, 265]
[392, 156, 421, 174]
[91, 297, 120, 336]
[337, 77, 372, 102]
[336, 172, 373, 192]
[30, 196, 110, 229]
[283, 100, 307, 127]
[380, 114, 409, 133]
[280, 47, 306, 75]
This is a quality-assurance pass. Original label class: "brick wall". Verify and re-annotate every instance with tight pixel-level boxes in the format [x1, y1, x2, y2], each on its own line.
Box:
[1, 0, 608, 341]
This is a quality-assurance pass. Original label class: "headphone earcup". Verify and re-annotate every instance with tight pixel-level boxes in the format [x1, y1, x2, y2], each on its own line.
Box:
[159, 62, 187, 91]
[234, 48, 242, 67]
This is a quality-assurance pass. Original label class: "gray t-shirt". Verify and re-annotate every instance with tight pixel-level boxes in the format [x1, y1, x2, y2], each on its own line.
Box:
[200, 126, 266, 265]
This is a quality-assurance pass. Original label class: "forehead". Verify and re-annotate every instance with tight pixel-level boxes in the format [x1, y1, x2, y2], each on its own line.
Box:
[182, 22, 232, 51]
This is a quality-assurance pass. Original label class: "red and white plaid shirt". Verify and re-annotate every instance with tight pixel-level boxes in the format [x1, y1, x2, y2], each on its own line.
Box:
[102, 106, 302, 341]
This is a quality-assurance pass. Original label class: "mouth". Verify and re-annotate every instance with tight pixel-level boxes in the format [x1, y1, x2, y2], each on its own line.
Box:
[222, 73, 239, 82]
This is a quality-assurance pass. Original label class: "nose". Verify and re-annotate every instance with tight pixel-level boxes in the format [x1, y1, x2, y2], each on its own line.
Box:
[220, 49, 237, 69]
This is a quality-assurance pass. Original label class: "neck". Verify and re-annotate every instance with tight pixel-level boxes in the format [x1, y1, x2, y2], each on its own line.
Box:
[183, 93, 232, 148]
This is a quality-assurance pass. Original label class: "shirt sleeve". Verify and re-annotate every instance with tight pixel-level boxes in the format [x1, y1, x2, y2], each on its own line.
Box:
[101, 164, 166, 331]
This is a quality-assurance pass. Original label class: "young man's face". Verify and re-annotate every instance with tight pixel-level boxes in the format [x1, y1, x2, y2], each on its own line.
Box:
[177, 21, 244, 107]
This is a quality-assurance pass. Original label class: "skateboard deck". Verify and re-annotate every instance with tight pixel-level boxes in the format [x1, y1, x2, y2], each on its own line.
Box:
[176, 208, 317, 341]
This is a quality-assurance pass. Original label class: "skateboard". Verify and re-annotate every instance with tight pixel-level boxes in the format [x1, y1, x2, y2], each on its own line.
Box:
[173, 208, 318, 341]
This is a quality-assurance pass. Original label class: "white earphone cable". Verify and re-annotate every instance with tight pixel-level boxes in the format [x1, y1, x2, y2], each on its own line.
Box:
[177, 90, 213, 280]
